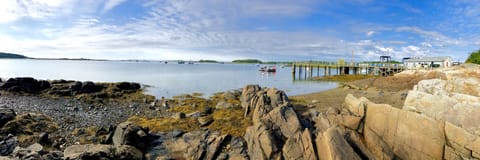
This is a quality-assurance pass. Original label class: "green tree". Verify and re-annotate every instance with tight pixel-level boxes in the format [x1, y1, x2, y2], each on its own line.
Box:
[466, 50, 480, 64]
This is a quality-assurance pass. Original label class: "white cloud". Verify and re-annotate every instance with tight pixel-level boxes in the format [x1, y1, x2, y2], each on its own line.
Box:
[0, 0, 477, 62]
[366, 31, 375, 37]
[103, 0, 128, 13]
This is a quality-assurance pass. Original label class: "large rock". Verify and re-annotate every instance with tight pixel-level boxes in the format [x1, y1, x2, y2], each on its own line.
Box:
[0, 135, 17, 156]
[153, 131, 248, 160]
[240, 84, 261, 110]
[0, 109, 15, 128]
[282, 128, 317, 160]
[250, 88, 290, 123]
[244, 123, 281, 160]
[115, 82, 141, 91]
[444, 122, 480, 159]
[0, 113, 58, 136]
[343, 94, 369, 117]
[315, 127, 360, 160]
[261, 104, 303, 138]
[364, 102, 445, 160]
[0, 77, 50, 93]
[63, 144, 142, 160]
[405, 81, 480, 135]
[112, 121, 150, 151]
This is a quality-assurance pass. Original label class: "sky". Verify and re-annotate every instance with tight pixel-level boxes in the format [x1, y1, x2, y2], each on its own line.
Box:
[0, 0, 479, 61]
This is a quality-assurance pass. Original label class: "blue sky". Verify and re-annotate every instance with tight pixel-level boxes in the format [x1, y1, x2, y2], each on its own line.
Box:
[0, 0, 479, 61]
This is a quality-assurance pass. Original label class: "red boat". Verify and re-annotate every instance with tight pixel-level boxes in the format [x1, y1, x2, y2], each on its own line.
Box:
[259, 66, 276, 72]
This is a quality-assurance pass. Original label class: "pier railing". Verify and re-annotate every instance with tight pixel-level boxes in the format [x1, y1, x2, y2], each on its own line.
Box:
[291, 61, 406, 80]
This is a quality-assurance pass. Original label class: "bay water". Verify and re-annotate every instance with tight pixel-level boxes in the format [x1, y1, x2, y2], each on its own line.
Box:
[0, 59, 338, 98]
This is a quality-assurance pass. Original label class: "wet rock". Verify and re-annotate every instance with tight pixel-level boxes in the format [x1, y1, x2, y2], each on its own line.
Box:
[115, 82, 141, 91]
[0, 108, 15, 128]
[0, 135, 17, 156]
[0, 77, 51, 93]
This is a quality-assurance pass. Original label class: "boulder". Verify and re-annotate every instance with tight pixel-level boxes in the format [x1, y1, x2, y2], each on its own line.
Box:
[343, 94, 368, 117]
[364, 102, 445, 160]
[244, 123, 281, 160]
[63, 144, 142, 160]
[11, 143, 45, 160]
[261, 104, 303, 138]
[0, 77, 50, 93]
[444, 122, 479, 159]
[112, 121, 150, 151]
[0, 113, 58, 137]
[154, 131, 247, 160]
[240, 84, 261, 109]
[215, 100, 232, 109]
[282, 128, 317, 160]
[249, 88, 290, 123]
[404, 90, 480, 136]
[315, 127, 360, 160]
[0, 135, 17, 156]
[115, 82, 141, 91]
[0, 109, 15, 128]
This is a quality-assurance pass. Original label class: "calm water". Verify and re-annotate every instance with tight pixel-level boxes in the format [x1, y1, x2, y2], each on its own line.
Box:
[0, 59, 337, 98]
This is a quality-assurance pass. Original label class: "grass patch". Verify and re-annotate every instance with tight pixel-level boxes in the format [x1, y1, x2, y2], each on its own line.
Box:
[207, 108, 251, 137]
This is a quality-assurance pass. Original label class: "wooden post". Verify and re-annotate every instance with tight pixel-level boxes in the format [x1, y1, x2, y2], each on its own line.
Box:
[317, 65, 320, 77]
[292, 64, 296, 80]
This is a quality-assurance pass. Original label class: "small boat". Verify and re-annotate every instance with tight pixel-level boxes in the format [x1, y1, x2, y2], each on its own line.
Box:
[178, 61, 185, 64]
[259, 66, 276, 72]
[187, 61, 194, 64]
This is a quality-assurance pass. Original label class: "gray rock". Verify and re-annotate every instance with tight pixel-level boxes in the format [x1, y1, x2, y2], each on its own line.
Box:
[0, 108, 15, 128]
[63, 144, 142, 160]
[240, 84, 261, 110]
[215, 100, 232, 109]
[0, 134, 17, 156]
[42, 151, 63, 160]
[112, 121, 150, 150]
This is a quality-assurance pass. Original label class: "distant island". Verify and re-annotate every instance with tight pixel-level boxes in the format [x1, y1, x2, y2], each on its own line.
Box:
[0, 52, 28, 59]
[232, 59, 263, 64]
[198, 60, 220, 63]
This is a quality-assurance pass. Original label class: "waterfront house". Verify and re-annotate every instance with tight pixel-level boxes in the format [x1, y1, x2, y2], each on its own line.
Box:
[403, 56, 452, 69]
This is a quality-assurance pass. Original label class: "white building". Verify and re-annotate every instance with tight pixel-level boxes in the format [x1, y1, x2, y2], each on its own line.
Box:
[403, 56, 452, 69]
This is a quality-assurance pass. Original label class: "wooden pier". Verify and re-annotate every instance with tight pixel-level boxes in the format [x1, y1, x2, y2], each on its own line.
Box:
[292, 62, 405, 80]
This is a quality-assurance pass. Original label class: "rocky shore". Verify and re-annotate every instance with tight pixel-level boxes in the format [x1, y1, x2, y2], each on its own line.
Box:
[0, 64, 479, 159]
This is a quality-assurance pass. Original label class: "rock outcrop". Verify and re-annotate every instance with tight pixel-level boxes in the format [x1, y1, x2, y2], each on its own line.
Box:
[0, 77, 50, 93]
[242, 87, 316, 160]
[63, 144, 142, 160]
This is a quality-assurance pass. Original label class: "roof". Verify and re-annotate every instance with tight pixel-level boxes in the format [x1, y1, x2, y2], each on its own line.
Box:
[404, 56, 451, 62]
